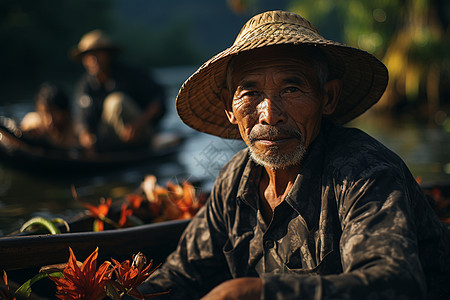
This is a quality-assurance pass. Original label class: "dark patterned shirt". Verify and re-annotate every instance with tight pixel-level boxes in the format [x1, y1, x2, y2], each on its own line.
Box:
[141, 119, 450, 299]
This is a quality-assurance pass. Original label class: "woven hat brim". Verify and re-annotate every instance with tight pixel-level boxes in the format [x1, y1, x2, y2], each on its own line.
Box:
[70, 45, 121, 60]
[176, 22, 388, 139]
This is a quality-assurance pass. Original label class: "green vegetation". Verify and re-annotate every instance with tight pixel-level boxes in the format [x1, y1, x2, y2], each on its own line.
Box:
[288, 0, 450, 120]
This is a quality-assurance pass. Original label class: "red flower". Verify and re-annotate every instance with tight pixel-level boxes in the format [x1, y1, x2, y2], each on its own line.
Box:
[126, 194, 144, 211]
[119, 202, 133, 227]
[81, 198, 112, 231]
[82, 198, 112, 220]
[49, 247, 113, 300]
[110, 252, 168, 299]
[1, 270, 16, 300]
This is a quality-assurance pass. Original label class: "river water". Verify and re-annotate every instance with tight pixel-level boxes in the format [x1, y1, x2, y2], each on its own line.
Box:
[0, 66, 449, 236]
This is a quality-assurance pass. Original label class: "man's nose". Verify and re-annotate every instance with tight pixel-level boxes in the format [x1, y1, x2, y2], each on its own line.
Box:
[257, 95, 286, 125]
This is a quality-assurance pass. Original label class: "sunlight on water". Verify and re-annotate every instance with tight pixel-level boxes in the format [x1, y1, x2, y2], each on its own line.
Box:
[349, 112, 450, 184]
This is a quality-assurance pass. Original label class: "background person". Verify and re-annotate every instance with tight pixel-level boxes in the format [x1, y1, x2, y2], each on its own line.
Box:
[20, 82, 77, 150]
[138, 10, 450, 299]
[71, 29, 166, 152]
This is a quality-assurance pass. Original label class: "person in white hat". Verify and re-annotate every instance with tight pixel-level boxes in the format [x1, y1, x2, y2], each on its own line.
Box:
[71, 29, 166, 152]
[140, 10, 450, 299]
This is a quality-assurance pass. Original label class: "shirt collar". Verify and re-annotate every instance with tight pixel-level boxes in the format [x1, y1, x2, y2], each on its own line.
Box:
[284, 124, 327, 229]
[236, 154, 262, 210]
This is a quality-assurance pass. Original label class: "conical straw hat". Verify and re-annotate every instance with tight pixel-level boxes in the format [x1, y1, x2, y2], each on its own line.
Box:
[176, 10, 388, 139]
[70, 29, 121, 59]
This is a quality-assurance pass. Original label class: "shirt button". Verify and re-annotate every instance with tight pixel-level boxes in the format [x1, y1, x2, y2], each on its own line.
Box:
[264, 239, 274, 248]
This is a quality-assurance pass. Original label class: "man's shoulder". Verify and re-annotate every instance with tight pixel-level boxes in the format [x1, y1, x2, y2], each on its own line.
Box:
[325, 121, 395, 157]
[331, 125, 383, 149]
[324, 122, 407, 179]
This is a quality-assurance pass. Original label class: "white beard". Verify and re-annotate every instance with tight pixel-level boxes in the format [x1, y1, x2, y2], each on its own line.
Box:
[249, 142, 306, 170]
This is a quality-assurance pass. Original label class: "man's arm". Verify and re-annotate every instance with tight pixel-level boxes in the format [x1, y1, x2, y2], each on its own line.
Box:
[139, 185, 233, 299]
[121, 101, 163, 143]
[200, 277, 262, 300]
[120, 68, 166, 143]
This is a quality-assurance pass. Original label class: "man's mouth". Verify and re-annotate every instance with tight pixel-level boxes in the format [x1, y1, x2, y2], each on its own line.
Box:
[249, 126, 302, 145]
[255, 136, 292, 145]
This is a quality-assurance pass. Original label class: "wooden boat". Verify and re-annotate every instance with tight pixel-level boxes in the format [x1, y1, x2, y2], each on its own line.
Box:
[0, 218, 190, 271]
[0, 218, 190, 298]
[0, 116, 183, 174]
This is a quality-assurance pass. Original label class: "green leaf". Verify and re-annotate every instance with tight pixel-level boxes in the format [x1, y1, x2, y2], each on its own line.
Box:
[20, 217, 61, 235]
[15, 271, 62, 297]
[93, 219, 103, 232]
[51, 217, 70, 232]
[105, 281, 122, 300]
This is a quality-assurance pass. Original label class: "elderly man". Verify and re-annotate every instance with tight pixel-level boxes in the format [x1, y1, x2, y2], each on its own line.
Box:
[140, 10, 450, 299]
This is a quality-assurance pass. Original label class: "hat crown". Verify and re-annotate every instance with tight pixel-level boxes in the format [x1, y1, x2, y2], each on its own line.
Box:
[77, 29, 114, 52]
[234, 10, 321, 45]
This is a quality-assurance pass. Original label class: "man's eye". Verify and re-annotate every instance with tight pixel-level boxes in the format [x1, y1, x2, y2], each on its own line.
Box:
[282, 87, 301, 94]
[242, 91, 260, 99]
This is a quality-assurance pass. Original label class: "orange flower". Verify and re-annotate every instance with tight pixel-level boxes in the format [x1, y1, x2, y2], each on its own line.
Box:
[82, 198, 112, 220]
[1, 270, 16, 300]
[179, 182, 201, 218]
[81, 198, 113, 231]
[167, 181, 184, 200]
[126, 194, 144, 211]
[49, 247, 113, 300]
[139, 176, 206, 222]
[110, 252, 168, 299]
[167, 181, 203, 220]
[119, 202, 133, 227]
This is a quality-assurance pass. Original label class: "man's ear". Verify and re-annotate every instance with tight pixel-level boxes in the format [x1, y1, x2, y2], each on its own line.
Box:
[322, 79, 342, 115]
[221, 88, 237, 124]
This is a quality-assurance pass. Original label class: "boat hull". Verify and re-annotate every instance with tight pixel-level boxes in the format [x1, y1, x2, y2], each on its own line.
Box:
[0, 219, 189, 271]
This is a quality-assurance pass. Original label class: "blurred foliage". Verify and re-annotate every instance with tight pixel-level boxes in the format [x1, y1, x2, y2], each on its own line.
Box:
[0, 0, 115, 100]
[288, 0, 450, 120]
[227, 0, 259, 14]
[112, 18, 203, 68]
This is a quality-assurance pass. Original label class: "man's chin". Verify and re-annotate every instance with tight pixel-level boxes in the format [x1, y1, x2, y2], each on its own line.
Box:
[249, 146, 306, 170]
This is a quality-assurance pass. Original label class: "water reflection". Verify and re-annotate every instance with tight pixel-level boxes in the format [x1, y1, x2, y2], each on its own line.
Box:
[349, 112, 450, 183]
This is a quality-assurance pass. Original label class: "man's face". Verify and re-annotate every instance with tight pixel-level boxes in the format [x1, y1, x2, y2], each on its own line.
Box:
[225, 47, 334, 169]
[81, 50, 111, 76]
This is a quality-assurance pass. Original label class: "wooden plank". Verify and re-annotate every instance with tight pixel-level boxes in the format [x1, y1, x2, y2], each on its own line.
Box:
[0, 219, 190, 271]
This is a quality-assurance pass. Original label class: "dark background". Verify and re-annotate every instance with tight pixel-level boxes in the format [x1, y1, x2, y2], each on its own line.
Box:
[0, 0, 289, 103]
